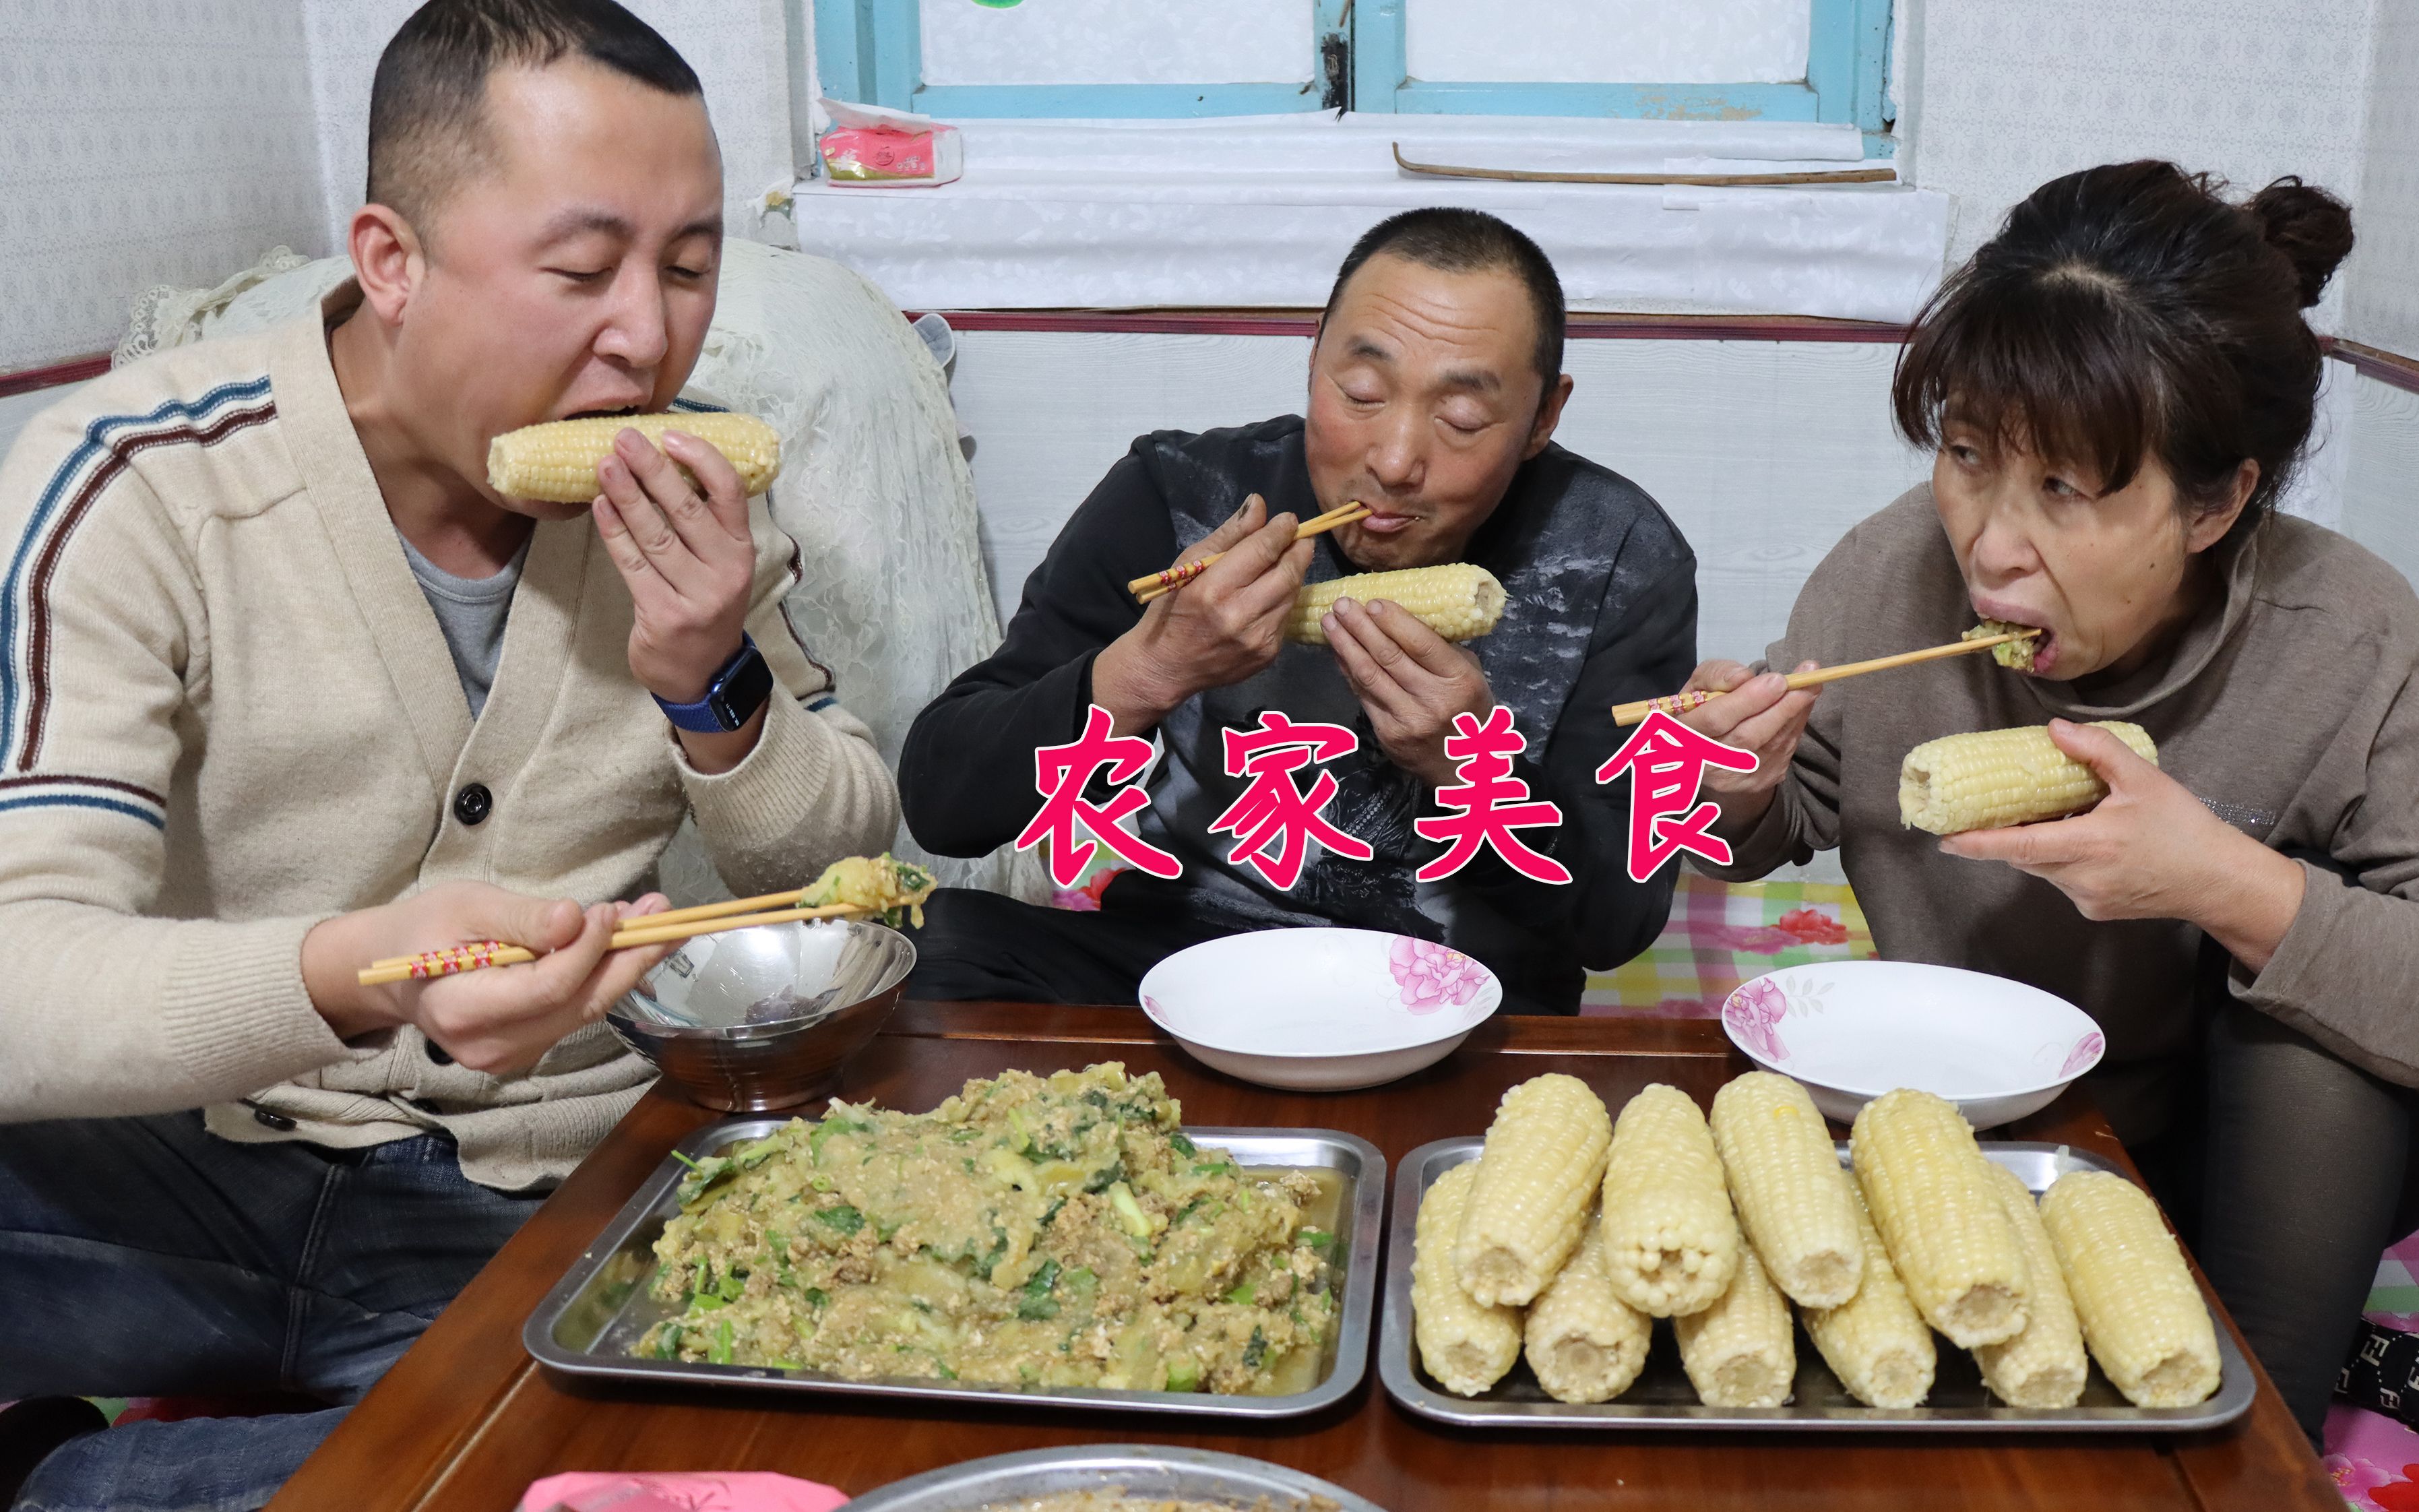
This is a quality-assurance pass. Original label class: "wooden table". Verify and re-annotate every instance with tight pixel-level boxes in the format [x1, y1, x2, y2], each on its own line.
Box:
[272, 1003, 2342, 1511]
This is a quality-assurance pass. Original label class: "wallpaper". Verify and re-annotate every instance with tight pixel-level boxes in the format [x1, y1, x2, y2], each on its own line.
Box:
[2347, 0, 2419, 356]
[0, 0, 325, 370]
[1904, 0, 2379, 323]
[301, 0, 798, 259]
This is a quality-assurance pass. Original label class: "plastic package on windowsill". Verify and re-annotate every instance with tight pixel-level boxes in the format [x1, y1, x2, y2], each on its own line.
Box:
[817, 98, 963, 187]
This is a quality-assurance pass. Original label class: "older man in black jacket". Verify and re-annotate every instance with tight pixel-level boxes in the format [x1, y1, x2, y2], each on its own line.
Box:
[899, 208, 1698, 1014]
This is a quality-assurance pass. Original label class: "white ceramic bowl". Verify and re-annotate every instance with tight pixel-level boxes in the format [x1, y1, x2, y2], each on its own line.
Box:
[1137, 928, 1502, 1092]
[1718, 960, 2105, 1130]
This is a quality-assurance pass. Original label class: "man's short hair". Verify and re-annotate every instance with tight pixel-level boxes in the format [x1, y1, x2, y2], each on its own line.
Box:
[1321, 208, 1567, 386]
[367, 0, 704, 237]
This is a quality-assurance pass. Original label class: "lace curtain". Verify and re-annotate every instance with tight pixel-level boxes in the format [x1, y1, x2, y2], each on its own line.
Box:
[121, 242, 1044, 905]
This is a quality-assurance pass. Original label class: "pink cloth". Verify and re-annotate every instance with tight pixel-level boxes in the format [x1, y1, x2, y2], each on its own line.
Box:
[2326, 1403, 2419, 1511]
[518, 1473, 849, 1512]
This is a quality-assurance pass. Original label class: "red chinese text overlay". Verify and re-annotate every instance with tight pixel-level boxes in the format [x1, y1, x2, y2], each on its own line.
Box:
[1594, 709, 1759, 883]
[1012, 703, 1183, 888]
[1205, 712, 1375, 889]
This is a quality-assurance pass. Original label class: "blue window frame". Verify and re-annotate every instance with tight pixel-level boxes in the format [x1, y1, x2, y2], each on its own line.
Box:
[819, 0, 1892, 152]
[819, 0, 1352, 119]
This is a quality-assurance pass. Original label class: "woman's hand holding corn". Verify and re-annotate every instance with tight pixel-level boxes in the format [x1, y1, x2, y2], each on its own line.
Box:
[1939, 718, 2304, 970]
[1323, 596, 1494, 787]
[592, 425, 762, 774]
[1092, 494, 1315, 737]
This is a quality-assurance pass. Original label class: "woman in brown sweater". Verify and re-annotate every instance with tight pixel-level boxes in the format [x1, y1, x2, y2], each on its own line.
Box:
[1683, 160, 2409, 1439]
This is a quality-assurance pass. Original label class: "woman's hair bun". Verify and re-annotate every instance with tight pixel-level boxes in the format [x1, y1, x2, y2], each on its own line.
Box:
[2248, 177, 2356, 307]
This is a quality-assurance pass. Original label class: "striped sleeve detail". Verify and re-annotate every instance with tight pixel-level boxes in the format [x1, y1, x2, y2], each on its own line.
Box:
[1, 377, 276, 774]
[0, 774, 167, 829]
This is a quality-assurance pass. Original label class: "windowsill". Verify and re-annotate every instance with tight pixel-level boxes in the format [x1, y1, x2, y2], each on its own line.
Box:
[789, 113, 1949, 323]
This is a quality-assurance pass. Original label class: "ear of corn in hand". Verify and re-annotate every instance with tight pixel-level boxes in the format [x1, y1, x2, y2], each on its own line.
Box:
[2038, 1169, 2222, 1408]
[1802, 1185, 1937, 1408]
[1898, 721, 2158, 836]
[487, 412, 783, 503]
[1522, 1216, 1652, 1404]
[1598, 1084, 1740, 1317]
[1285, 565, 1507, 645]
[1454, 1073, 1612, 1307]
[1850, 1088, 2030, 1348]
[1413, 1162, 1525, 1396]
[1709, 1071, 1865, 1309]
[1964, 619, 2040, 671]
[1673, 1245, 1796, 1408]
[1973, 1162, 2090, 1408]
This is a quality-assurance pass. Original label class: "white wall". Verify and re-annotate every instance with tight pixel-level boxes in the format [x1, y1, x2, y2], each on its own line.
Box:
[2346, 0, 2419, 356]
[1899, 0, 2379, 323]
[2339, 369, 2419, 577]
[300, 0, 797, 257]
[0, 0, 325, 370]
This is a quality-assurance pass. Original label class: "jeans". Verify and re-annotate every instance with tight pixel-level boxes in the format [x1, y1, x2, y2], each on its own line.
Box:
[0, 1112, 542, 1512]
[2133, 995, 2419, 1448]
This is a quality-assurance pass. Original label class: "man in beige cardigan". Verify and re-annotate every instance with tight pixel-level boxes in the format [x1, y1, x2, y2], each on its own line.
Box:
[0, 4, 898, 1507]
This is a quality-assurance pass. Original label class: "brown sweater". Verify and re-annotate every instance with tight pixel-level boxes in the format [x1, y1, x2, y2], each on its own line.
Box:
[1707, 486, 2419, 1145]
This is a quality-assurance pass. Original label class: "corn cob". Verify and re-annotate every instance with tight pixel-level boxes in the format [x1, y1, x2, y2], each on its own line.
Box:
[1454, 1073, 1613, 1308]
[1412, 1161, 1524, 1396]
[1709, 1071, 1865, 1309]
[1285, 565, 1507, 645]
[1598, 1085, 1740, 1317]
[1850, 1089, 2030, 1348]
[1974, 1162, 2090, 1408]
[486, 413, 783, 503]
[1803, 1185, 1936, 1408]
[2038, 1170, 2222, 1408]
[1673, 1246, 1796, 1408]
[1897, 721, 2158, 836]
[1522, 1216, 1652, 1404]
[1962, 619, 2040, 671]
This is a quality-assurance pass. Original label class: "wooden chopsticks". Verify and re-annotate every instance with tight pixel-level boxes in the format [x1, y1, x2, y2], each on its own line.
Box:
[1129, 501, 1370, 604]
[1610, 630, 2041, 727]
[354, 900, 869, 986]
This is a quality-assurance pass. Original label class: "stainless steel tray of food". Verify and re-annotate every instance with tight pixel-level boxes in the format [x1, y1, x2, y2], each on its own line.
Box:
[1378, 1137, 2257, 1432]
[838, 1445, 1384, 1511]
[526, 1117, 1383, 1418]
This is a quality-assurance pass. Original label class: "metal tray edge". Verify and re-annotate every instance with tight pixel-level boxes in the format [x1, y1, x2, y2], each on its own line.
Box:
[1375, 1137, 2259, 1433]
[834, 1444, 1389, 1511]
[526, 1120, 1385, 1420]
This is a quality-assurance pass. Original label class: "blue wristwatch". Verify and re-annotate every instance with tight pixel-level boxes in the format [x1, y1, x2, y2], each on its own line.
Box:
[654, 634, 774, 733]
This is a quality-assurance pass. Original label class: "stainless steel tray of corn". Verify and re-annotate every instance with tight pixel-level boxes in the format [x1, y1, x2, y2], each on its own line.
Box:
[1378, 1137, 2257, 1432]
[526, 1117, 1383, 1418]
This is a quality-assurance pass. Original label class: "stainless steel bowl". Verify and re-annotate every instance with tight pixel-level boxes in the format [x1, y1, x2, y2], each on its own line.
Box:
[606, 918, 914, 1112]
[837, 1445, 1386, 1511]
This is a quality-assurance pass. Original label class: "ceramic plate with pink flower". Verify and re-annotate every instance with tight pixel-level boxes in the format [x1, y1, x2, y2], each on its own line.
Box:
[1138, 928, 1503, 1092]
[1718, 960, 2105, 1130]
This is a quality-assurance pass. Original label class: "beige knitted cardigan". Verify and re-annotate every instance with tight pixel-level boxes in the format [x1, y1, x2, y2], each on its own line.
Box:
[0, 292, 900, 1188]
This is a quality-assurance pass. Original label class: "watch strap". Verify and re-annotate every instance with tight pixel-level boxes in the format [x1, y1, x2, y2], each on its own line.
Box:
[654, 634, 768, 733]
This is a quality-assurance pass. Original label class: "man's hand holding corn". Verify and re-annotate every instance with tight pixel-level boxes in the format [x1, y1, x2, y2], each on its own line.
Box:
[1322, 594, 1494, 787]
[590, 424, 762, 774]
